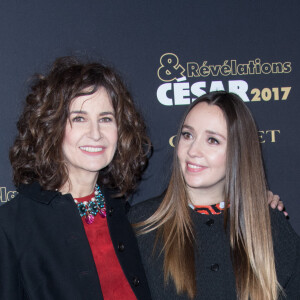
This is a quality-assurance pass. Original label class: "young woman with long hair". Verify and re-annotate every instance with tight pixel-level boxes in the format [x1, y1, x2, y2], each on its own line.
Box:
[129, 91, 300, 300]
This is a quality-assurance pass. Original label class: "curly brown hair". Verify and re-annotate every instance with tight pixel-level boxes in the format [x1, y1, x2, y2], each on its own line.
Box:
[10, 56, 151, 197]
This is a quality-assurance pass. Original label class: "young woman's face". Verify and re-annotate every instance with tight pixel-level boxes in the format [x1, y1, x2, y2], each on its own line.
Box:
[62, 87, 118, 179]
[177, 102, 227, 197]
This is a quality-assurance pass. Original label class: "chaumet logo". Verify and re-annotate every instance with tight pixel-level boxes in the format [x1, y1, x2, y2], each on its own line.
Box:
[169, 130, 280, 147]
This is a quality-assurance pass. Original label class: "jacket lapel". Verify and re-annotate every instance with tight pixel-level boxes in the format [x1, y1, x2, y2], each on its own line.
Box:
[53, 193, 104, 299]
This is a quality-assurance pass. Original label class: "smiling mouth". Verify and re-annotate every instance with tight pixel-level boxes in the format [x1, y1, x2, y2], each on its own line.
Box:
[80, 146, 103, 152]
[187, 163, 207, 172]
[188, 163, 201, 169]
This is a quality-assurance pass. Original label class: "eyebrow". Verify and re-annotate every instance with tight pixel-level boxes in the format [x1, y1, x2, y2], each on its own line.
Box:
[182, 124, 193, 131]
[182, 125, 226, 140]
[206, 130, 226, 140]
[69, 110, 115, 116]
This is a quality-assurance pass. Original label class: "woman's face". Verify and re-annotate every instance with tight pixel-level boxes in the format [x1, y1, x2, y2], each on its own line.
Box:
[62, 87, 118, 180]
[177, 102, 227, 198]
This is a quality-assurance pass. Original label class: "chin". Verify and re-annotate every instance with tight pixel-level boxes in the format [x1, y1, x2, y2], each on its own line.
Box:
[82, 164, 107, 173]
[185, 177, 216, 188]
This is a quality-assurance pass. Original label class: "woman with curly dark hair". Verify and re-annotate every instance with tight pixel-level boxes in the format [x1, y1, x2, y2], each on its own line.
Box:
[0, 56, 151, 299]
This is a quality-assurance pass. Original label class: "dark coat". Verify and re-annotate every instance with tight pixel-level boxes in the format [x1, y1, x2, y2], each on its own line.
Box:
[0, 182, 151, 300]
[128, 194, 300, 300]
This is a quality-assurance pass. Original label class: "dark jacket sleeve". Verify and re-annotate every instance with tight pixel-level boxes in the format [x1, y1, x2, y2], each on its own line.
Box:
[284, 245, 300, 299]
[270, 209, 300, 299]
[0, 224, 27, 299]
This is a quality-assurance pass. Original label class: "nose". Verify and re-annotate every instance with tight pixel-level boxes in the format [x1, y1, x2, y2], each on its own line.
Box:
[187, 139, 203, 158]
[88, 121, 102, 141]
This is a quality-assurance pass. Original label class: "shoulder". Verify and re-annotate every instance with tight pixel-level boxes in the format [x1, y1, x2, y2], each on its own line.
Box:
[270, 208, 300, 244]
[127, 193, 164, 224]
[269, 209, 300, 293]
[0, 183, 62, 234]
[0, 181, 57, 208]
[0, 189, 32, 227]
[270, 208, 300, 255]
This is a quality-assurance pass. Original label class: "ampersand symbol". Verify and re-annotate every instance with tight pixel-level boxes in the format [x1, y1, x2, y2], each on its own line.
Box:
[158, 53, 185, 82]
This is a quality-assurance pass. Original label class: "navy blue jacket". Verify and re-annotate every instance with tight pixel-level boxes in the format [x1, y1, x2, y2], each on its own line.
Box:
[0, 182, 151, 300]
[129, 194, 300, 300]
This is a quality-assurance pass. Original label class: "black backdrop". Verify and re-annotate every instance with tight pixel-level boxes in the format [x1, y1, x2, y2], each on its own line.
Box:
[0, 0, 299, 235]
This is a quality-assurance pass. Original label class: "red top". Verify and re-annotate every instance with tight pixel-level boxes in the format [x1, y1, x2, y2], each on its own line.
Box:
[75, 193, 137, 300]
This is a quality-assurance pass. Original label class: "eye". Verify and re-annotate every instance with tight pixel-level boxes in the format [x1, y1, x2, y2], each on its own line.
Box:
[72, 116, 85, 122]
[181, 131, 193, 140]
[100, 117, 113, 123]
[208, 137, 219, 144]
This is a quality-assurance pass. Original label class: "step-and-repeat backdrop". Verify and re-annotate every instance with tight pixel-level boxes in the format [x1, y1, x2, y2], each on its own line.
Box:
[0, 1, 299, 234]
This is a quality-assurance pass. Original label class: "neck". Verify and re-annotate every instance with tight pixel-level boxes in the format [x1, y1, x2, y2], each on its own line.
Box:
[59, 172, 98, 198]
[187, 185, 224, 206]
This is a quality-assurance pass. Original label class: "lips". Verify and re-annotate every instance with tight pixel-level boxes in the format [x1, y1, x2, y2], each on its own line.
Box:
[186, 162, 207, 173]
[79, 146, 105, 153]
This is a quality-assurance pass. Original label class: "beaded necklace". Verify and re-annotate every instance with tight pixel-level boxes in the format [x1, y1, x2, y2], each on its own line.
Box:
[74, 184, 106, 224]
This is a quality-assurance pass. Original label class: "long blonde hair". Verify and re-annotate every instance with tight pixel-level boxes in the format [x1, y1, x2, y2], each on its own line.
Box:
[137, 92, 281, 299]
